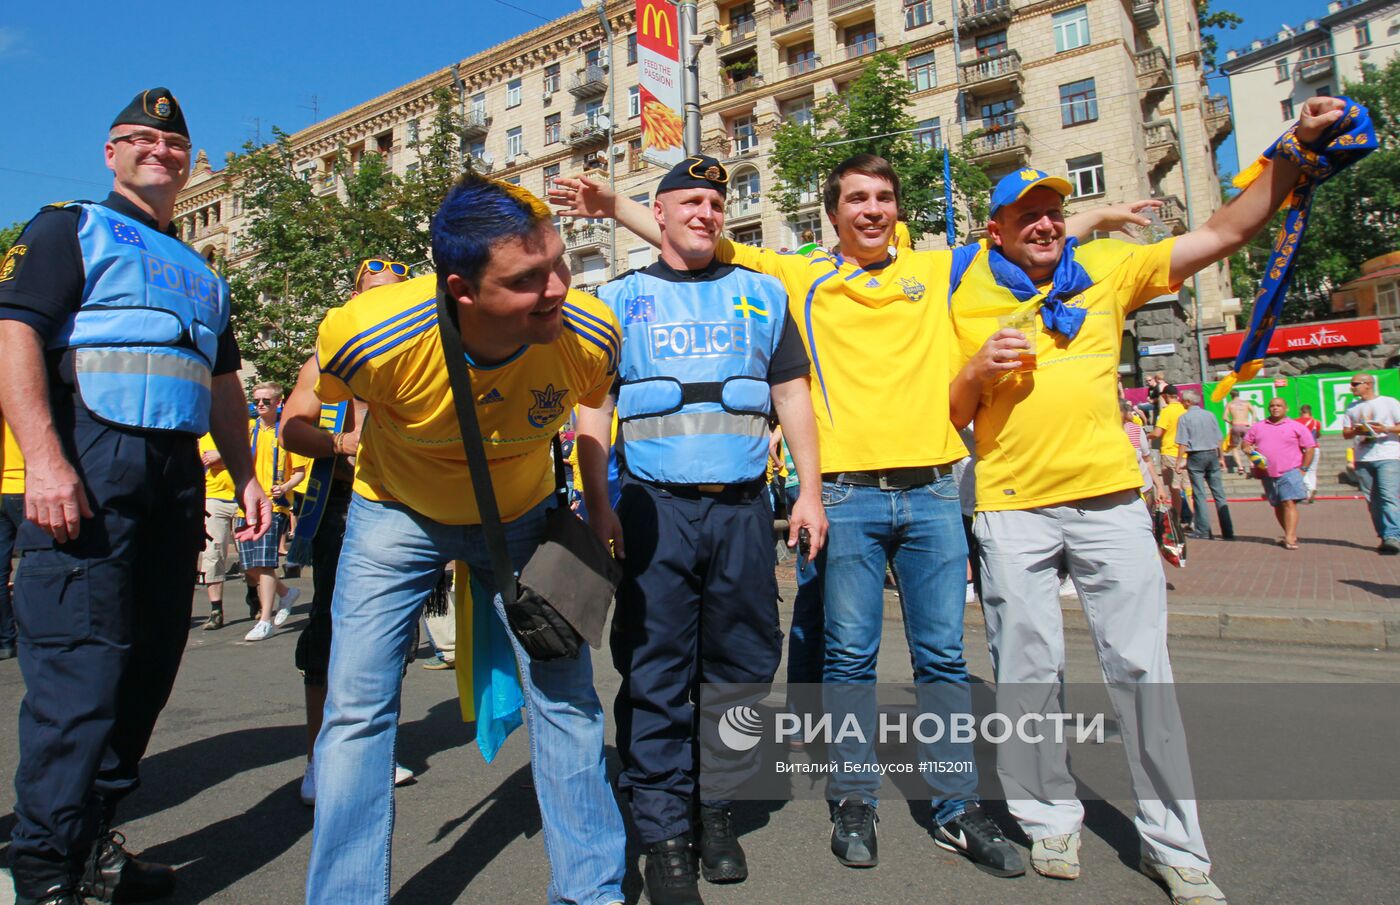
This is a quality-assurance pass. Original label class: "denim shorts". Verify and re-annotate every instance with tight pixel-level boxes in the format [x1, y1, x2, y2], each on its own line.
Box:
[1262, 468, 1307, 506]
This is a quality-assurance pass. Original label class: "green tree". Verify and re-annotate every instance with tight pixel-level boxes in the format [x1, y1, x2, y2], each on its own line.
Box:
[768, 52, 991, 243]
[0, 221, 24, 257]
[1229, 58, 1400, 322]
[1197, 0, 1243, 71]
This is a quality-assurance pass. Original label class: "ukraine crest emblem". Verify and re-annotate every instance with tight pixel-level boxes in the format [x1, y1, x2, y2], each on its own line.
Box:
[898, 277, 926, 302]
[527, 383, 568, 428]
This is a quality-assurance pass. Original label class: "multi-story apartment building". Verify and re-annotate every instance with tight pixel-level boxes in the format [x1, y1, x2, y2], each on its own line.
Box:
[1221, 0, 1400, 174]
[178, 0, 1235, 383]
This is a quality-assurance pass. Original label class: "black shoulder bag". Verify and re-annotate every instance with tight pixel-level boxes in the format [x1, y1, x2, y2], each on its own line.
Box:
[434, 287, 621, 661]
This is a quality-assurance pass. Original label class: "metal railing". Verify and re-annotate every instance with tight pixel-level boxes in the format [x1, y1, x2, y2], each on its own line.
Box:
[959, 49, 1022, 86]
[969, 121, 1029, 156]
[787, 56, 819, 77]
[844, 36, 879, 60]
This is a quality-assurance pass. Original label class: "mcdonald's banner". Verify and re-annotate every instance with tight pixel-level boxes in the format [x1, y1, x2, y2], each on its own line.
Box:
[636, 0, 685, 167]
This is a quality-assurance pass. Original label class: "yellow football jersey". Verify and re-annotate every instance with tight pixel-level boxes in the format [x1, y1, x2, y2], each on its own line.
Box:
[315, 275, 619, 525]
[1156, 402, 1187, 460]
[717, 239, 967, 471]
[950, 238, 1179, 510]
[2, 420, 23, 495]
[198, 432, 235, 502]
[247, 418, 306, 515]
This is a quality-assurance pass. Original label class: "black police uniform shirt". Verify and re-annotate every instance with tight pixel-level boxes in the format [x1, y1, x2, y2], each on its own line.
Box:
[0, 192, 241, 393]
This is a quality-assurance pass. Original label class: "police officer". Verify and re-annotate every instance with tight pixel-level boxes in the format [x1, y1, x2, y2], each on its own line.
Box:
[576, 155, 826, 905]
[0, 88, 269, 905]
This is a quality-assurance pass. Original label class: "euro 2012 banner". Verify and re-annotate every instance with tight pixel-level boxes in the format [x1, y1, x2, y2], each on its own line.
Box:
[636, 0, 685, 166]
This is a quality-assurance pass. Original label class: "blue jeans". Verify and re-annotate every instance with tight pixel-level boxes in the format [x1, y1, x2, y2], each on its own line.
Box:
[305, 494, 625, 905]
[819, 476, 978, 825]
[0, 493, 21, 648]
[1184, 451, 1233, 538]
[1355, 458, 1400, 541]
[784, 485, 824, 685]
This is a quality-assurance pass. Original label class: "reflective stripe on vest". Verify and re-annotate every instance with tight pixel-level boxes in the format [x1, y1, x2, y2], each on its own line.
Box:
[601, 267, 788, 484]
[59, 203, 230, 433]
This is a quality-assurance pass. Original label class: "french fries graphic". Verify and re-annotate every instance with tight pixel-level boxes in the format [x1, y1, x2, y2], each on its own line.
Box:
[643, 99, 684, 151]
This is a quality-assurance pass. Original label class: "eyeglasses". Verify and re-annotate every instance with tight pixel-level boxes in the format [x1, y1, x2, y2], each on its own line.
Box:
[356, 258, 410, 286]
[111, 132, 193, 153]
[1350, 381, 1369, 387]
[253, 398, 278, 407]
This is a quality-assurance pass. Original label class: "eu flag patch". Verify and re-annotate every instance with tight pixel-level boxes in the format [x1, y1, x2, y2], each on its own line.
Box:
[624, 295, 656, 325]
[109, 220, 147, 249]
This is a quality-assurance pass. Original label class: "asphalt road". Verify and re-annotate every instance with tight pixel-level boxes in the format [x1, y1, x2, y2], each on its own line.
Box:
[2, 587, 1397, 905]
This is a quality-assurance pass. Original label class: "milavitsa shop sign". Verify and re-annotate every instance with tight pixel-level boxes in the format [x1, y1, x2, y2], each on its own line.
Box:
[1207, 318, 1383, 359]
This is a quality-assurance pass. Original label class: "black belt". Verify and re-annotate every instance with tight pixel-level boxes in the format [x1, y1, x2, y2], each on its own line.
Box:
[641, 478, 766, 503]
[822, 465, 951, 490]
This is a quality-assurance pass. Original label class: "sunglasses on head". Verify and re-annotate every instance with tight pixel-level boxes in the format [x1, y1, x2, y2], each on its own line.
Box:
[356, 258, 410, 286]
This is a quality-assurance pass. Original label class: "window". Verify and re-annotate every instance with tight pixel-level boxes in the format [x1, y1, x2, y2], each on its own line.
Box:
[782, 95, 815, 126]
[627, 32, 637, 64]
[628, 137, 645, 171]
[1356, 21, 1372, 47]
[1319, 83, 1332, 97]
[976, 30, 1007, 57]
[629, 86, 641, 118]
[506, 126, 523, 158]
[1052, 5, 1090, 53]
[630, 192, 651, 207]
[914, 117, 942, 150]
[1067, 153, 1104, 198]
[470, 93, 486, 117]
[1281, 98, 1295, 119]
[844, 23, 877, 58]
[788, 212, 822, 248]
[1275, 57, 1290, 82]
[732, 169, 761, 215]
[405, 162, 420, 178]
[585, 98, 604, 125]
[1059, 78, 1098, 126]
[733, 115, 757, 154]
[543, 163, 560, 192]
[730, 2, 756, 37]
[585, 45, 601, 68]
[907, 51, 936, 92]
[905, 0, 933, 29]
[406, 118, 420, 144]
[468, 140, 486, 160]
[506, 79, 522, 108]
[1378, 281, 1400, 317]
[628, 245, 653, 270]
[545, 113, 561, 144]
[788, 41, 818, 75]
[732, 225, 763, 246]
[505, 175, 521, 186]
[980, 98, 1016, 129]
[543, 64, 560, 94]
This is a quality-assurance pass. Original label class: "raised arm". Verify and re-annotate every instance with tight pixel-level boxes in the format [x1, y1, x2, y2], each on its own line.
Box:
[549, 174, 662, 248]
[1065, 199, 1163, 241]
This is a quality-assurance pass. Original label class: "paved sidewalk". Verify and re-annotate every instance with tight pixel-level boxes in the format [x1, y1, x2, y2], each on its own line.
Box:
[778, 499, 1400, 649]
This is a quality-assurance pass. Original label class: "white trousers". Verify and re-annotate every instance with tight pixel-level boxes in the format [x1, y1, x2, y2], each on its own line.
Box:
[973, 490, 1210, 871]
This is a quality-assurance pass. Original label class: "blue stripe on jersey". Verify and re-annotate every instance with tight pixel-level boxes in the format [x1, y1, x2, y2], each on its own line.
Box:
[562, 312, 619, 369]
[804, 269, 838, 425]
[562, 302, 621, 360]
[340, 316, 439, 382]
[329, 305, 438, 381]
[565, 321, 617, 373]
[325, 297, 436, 377]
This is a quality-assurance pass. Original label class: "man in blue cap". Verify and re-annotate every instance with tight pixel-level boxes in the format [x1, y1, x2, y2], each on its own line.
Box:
[576, 155, 827, 905]
[949, 97, 1347, 905]
[0, 88, 269, 905]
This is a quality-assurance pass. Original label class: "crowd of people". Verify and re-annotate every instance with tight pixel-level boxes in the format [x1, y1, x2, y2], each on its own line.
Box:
[0, 82, 1392, 905]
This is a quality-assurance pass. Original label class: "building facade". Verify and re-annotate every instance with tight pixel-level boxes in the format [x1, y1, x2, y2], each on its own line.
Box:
[1221, 0, 1400, 173]
[178, 0, 1235, 383]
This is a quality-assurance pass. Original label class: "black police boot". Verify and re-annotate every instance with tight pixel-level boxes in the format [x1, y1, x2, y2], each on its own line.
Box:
[643, 834, 704, 905]
[697, 805, 747, 883]
[80, 831, 176, 902]
[15, 886, 84, 905]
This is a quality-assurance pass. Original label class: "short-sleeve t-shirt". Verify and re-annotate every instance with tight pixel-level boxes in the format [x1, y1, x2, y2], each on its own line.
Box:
[1342, 395, 1400, 463]
[950, 238, 1180, 510]
[1243, 418, 1317, 477]
[199, 432, 235, 502]
[315, 275, 619, 524]
[1156, 401, 1187, 460]
[246, 419, 307, 515]
[1, 420, 24, 495]
[716, 239, 967, 471]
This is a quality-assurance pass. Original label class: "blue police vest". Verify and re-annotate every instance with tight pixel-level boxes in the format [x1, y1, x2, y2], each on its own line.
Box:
[599, 265, 786, 484]
[52, 202, 230, 434]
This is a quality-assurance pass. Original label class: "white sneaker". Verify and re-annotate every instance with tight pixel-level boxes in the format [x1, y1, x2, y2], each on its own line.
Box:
[1058, 576, 1078, 597]
[1031, 831, 1080, 879]
[964, 581, 977, 604]
[1140, 858, 1227, 905]
[274, 586, 301, 626]
[394, 763, 414, 786]
[300, 761, 315, 806]
[244, 619, 274, 642]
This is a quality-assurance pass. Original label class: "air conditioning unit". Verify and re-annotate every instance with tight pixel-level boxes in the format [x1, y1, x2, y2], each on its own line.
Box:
[505, 155, 517, 166]
[612, 144, 627, 158]
[543, 91, 553, 102]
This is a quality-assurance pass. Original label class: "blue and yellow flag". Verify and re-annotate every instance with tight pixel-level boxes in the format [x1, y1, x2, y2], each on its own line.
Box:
[453, 565, 525, 762]
[287, 401, 348, 565]
[1213, 98, 1377, 401]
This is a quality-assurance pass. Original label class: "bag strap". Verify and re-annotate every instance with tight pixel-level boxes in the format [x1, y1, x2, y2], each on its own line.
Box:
[434, 286, 519, 610]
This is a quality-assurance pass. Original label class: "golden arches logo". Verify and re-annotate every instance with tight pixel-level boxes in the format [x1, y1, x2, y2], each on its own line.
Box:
[640, 3, 674, 48]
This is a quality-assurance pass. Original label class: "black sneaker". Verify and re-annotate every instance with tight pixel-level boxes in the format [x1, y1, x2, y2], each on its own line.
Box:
[697, 805, 747, 883]
[830, 798, 878, 868]
[933, 804, 1026, 878]
[15, 887, 83, 905]
[81, 831, 177, 902]
[643, 835, 703, 905]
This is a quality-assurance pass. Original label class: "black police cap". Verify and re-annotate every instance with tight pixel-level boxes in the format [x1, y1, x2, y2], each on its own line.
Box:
[657, 155, 728, 197]
[111, 87, 189, 139]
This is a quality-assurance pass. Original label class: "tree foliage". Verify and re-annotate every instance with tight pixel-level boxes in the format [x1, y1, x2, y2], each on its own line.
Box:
[768, 52, 991, 244]
[1229, 58, 1400, 322]
[1197, 0, 1243, 72]
[0, 221, 24, 257]
[225, 89, 467, 387]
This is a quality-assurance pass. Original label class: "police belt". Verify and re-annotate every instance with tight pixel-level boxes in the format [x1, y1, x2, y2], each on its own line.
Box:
[641, 478, 767, 502]
[822, 465, 952, 490]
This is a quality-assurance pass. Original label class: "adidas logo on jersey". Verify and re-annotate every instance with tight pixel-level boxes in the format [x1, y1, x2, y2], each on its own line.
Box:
[480, 388, 505, 405]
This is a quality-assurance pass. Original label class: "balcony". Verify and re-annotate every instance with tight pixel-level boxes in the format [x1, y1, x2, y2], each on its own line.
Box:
[905, 0, 935, 29]
[467, 153, 493, 173]
[829, 0, 873, 13]
[959, 0, 1012, 34]
[1204, 95, 1233, 146]
[787, 56, 820, 78]
[773, 1, 813, 36]
[724, 75, 763, 96]
[844, 36, 879, 60]
[726, 192, 762, 221]
[959, 49, 1023, 93]
[564, 223, 608, 251]
[565, 120, 608, 148]
[459, 110, 491, 140]
[1131, 0, 1160, 31]
[721, 18, 757, 53]
[1135, 47, 1170, 102]
[1157, 194, 1187, 234]
[568, 65, 608, 99]
[969, 121, 1030, 165]
[1297, 54, 1334, 81]
[1144, 118, 1179, 171]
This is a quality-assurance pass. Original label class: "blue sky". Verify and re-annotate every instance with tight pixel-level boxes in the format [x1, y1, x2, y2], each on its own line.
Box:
[0, 0, 1329, 227]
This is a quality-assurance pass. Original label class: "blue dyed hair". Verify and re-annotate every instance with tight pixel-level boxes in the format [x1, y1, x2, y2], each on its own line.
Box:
[431, 175, 553, 289]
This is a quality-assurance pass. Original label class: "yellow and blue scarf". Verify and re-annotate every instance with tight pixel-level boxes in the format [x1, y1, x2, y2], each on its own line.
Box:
[1212, 97, 1377, 401]
[987, 236, 1094, 339]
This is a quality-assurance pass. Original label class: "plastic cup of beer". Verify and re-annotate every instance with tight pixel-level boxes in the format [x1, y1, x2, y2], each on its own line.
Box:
[996, 309, 1038, 371]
